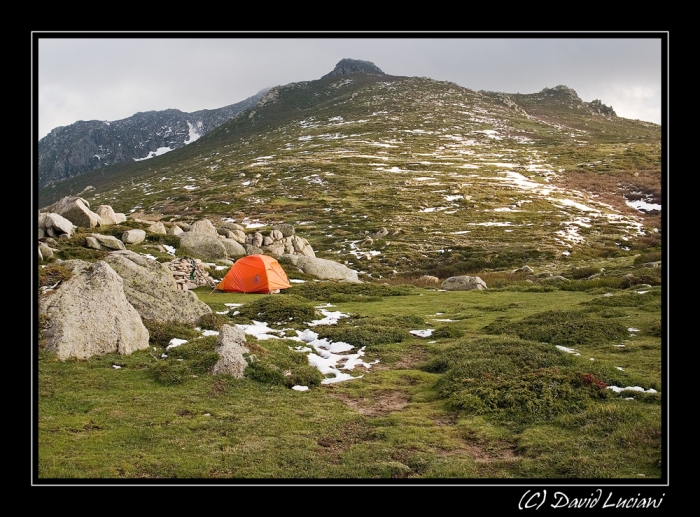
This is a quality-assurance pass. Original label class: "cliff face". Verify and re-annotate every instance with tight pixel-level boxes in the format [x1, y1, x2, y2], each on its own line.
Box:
[38, 88, 270, 189]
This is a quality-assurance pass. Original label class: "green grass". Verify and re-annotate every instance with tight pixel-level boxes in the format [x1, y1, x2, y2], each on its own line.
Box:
[37, 276, 663, 480]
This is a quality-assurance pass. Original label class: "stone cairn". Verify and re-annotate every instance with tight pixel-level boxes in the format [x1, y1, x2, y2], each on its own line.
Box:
[165, 257, 219, 291]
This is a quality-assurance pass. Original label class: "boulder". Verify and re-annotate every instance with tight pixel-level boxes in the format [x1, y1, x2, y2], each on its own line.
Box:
[167, 224, 184, 236]
[122, 229, 147, 245]
[95, 205, 119, 225]
[219, 238, 246, 258]
[243, 244, 264, 256]
[50, 196, 102, 228]
[179, 232, 228, 262]
[247, 232, 264, 247]
[38, 242, 55, 260]
[211, 324, 249, 378]
[262, 242, 286, 257]
[38, 260, 150, 360]
[86, 234, 127, 251]
[190, 219, 218, 237]
[279, 255, 360, 283]
[39, 212, 76, 239]
[273, 224, 295, 238]
[219, 221, 246, 232]
[147, 222, 167, 234]
[291, 235, 315, 257]
[104, 250, 212, 325]
[441, 276, 487, 291]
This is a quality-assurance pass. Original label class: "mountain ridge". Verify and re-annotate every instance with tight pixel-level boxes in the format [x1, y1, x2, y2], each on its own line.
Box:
[38, 88, 271, 189]
[36, 59, 661, 280]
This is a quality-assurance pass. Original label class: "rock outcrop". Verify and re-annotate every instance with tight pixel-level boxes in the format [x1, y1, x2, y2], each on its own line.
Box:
[321, 58, 385, 79]
[279, 254, 360, 283]
[104, 250, 212, 325]
[38, 260, 150, 360]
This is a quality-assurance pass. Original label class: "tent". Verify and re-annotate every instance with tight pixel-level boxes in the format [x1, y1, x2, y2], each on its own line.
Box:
[216, 254, 292, 294]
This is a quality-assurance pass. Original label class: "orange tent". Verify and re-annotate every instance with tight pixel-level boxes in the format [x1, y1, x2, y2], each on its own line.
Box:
[216, 254, 292, 294]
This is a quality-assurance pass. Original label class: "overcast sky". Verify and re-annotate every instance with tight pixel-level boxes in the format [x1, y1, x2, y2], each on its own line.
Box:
[34, 33, 666, 139]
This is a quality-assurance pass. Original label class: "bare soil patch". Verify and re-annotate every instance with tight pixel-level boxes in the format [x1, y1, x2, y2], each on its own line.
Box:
[438, 443, 519, 463]
[328, 390, 411, 417]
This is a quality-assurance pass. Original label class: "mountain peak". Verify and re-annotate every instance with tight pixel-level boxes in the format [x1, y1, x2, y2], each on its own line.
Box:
[322, 58, 385, 79]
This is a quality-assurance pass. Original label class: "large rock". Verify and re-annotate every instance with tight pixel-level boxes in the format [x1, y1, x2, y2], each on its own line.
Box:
[104, 250, 212, 325]
[167, 224, 184, 236]
[279, 255, 360, 283]
[38, 242, 55, 261]
[50, 196, 102, 228]
[38, 260, 150, 360]
[211, 325, 249, 378]
[86, 234, 126, 251]
[243, 244, 264, 256]
[179, 232, 228, 262]
[219, 221, 245, 232]
[219, 238, 246, 258]
[291, 235, 315, 257]
[39, 212, 76, 239]
[147, 222, 167, 234]
[190, 219, 219, 237]
[122, 229, 147, 245]
[273, 224, 295, 238]
[262, 242, 286, 257]
[441, 276, 487, 291]
[95, 205, 120, 225]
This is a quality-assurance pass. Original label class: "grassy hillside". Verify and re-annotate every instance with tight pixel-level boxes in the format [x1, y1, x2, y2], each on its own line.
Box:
[38, 74, 662, 281]
[35, 70, 664, 483]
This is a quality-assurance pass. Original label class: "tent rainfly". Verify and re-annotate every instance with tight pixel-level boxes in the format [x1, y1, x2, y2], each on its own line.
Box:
[216, 254, 292, 294]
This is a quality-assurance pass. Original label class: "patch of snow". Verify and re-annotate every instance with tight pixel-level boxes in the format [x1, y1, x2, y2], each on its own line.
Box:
[556, 345, 581, 356]
[607, 386, 657, 394]
[134, 147, 173, 161]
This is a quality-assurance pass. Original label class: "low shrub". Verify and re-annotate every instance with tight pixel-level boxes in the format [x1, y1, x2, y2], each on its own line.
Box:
[142, 319, 202, 348]
[198, 313, 230, 331]
[431, 325, 464, 339]
[424, 336, 612, 427]
[314, 325, 410, 348]
[483, 310, 630, 347]
[633, 252, 662, 265]
[235, 295, 319, 326]
[569, 267, 600, 279]
[146, 233, 181, 248]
